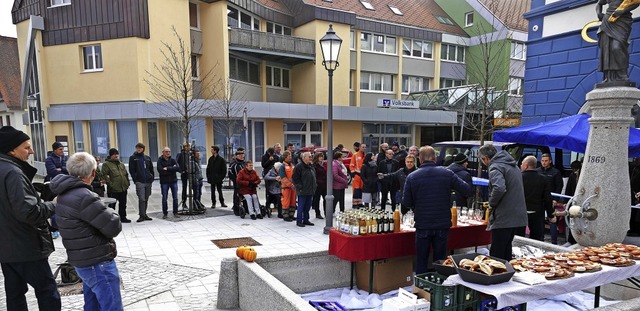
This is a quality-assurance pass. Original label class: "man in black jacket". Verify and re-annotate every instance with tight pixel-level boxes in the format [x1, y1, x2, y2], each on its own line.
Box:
[292, 152, 317, 227]
[378, 149, 400, 211]
[537, 153, 563, 244]
[521, 156, 555, 241]
[0, 126, 60, 311]
[129, 142, 154, 222]
[261, 147, 277, 209]
[207, 145, 227, 208]
[228, 148, 246, 211]
[50, 152, 123, 310]
[158, 147, 180, 219]
[447, 153, 473, 207]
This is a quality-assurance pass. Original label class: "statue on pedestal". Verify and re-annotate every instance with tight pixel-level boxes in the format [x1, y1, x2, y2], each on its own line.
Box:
[596, 0, 639, 85]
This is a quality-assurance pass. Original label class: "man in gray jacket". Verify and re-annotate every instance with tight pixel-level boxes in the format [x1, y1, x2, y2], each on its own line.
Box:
[292, 152, 317, 227]
[479, 144, 528, 260]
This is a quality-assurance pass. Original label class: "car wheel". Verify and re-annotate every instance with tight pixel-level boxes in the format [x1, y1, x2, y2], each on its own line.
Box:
[347, 171, 352, 185]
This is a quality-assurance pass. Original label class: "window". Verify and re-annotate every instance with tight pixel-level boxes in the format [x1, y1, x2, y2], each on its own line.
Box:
[73, 121, 84, 152]
[227, 5, 260, 30]
[147, 121, 159, 160]
[440, 78, 464, 88]
[229, 56, 260, 85]
[189, 2, 199, 28]
[284, 121, 322, 150]
[361, 1, 374, 10]
[191, 55, 199, 79]
[403, 39, 433, 59]
[360, 72, 394, 92]
[402, 75, 430, 94]
[82, 45, 103, 71]
[90, 121, 110, 158]
[350, 31, 355, 50]
[441, 44, 465, 63]
[465, 12, 474, 27]
[50, 0, 70, 7]
[511, 41, 526, 60]
[116, 121, 138, 158]
[509, 77, 524, 95]
[389, 5, 403, 15]
[267, 22, 292, 36]
[266, 66, 290, 88]
[435, 15, 454, 26]
[361, 32, 396, 54]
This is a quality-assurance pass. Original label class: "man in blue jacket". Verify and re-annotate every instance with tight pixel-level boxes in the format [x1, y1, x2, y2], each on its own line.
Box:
[129, 143, 154, 222]
[44, 141, 68, 182]
[403, 146, 472, 274]
[157, 147, 181, 219]
[479, 144, 528, 260]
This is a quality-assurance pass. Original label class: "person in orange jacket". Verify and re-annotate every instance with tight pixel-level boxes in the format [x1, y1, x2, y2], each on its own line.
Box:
[279, 151, 296, 222]
[350, 142, 366, 208]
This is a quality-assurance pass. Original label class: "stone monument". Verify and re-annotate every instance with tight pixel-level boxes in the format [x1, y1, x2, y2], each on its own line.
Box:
[565, 0, 640, 246]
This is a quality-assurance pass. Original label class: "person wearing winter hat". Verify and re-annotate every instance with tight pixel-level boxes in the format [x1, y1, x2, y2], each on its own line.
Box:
[102, 148, 132, 223]
[447, 153, 473, 207]
[0, 126, 61, 309]
[44, 141, 68, 181]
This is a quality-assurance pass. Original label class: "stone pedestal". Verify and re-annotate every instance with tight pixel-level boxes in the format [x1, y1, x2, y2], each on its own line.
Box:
[571, 87, 640, 246]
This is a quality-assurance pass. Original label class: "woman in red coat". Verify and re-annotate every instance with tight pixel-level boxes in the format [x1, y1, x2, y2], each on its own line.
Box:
[236, 160, 262, 219]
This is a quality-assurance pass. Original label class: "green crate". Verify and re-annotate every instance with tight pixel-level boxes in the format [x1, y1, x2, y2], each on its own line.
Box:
[415, 272, 457, 310]
[457, 286, 478, 303]
[479, 298, 526, 311]
[457, 300, 480, 311]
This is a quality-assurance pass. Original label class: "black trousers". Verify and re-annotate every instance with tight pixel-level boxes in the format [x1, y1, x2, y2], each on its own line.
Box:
[527, 212, 545, 242]
[490, 227, 523, 261]
[1, 259, 61, 311]
[108, 191, 128, 219]
[312, 186, 326, 216]
[380, 183, 397, 211]
[333, 188, 345, 212]
[180, 173, 188, 203]
[209, 182, 225, 206]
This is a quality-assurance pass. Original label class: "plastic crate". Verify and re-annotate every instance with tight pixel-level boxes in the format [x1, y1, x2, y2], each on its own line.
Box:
[479, 298, 526, 311]
[457, 300, 480, 311]
[457, 285, 478, 303]
[414, 272, 457, 309]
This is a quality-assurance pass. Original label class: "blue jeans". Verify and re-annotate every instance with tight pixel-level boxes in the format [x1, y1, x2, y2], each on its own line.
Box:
[415, 228, 450, 275]
[161, 182, 179, 215]
[1, 259, 61, 311]
[75, 260, 123, 311]
[297, 195, 313, 224]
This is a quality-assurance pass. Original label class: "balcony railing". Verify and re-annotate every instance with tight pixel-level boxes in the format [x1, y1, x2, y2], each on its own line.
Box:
[228, 28, 315, 59]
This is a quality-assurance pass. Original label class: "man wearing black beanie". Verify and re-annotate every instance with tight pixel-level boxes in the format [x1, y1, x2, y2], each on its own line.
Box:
[0, 126, 61, 310]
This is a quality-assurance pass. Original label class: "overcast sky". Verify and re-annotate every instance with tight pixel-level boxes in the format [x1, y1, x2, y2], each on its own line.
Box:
[1, 1, 17, 38]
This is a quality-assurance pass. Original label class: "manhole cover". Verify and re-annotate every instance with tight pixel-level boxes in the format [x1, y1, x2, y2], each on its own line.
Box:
[211, 237, 261, 249]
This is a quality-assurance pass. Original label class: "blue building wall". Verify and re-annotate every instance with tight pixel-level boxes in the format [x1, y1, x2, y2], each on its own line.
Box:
[523, 0, 640, 125]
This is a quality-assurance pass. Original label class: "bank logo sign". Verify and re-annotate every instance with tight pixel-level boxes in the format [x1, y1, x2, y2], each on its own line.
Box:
[377, 99, 419, 109]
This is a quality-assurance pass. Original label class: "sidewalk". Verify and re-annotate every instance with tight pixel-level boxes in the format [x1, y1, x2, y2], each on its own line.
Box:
[0, 181, 350, 311]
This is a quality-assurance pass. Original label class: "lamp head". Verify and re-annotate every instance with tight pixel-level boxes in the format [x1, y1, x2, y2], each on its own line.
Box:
[319, 24, 342, 71]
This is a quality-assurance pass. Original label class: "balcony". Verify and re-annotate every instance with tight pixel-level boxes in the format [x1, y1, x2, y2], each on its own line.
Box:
[228, 28, 315, 65]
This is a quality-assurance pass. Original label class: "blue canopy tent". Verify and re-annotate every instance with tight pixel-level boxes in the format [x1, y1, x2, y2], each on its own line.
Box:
[493, 113, 640, 157]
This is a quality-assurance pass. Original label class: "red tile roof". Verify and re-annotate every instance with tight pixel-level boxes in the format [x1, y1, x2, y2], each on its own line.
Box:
[255, 0, 293, 14]
[0, 36, 22, 110]
[303, 0, 468, 36]
[479, 0, 529, 32]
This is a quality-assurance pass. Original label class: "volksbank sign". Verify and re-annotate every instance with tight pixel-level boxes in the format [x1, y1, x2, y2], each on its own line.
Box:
[377, 99, 419, 109]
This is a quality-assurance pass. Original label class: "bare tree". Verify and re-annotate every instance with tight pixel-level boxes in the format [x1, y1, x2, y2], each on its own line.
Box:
[457, 0, 526, 144]
[211, 80, 248, 165]
[144, 26, 222, 214]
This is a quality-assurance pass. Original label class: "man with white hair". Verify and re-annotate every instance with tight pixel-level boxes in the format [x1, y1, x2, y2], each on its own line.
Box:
[49, 152, 123, 310]
[292, 152, 317, 227]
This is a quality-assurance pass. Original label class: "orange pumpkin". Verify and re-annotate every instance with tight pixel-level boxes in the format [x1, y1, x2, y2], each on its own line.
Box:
[236, 245, 251, 259]
[244, 248, 257, 262]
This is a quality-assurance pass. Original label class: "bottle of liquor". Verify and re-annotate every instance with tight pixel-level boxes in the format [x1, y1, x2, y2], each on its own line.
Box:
[377, 215, 384, 233]
[369, 216, 377, 234]
[359, 214, 367, 235]
[393, 209, 401, 232]
[383, 212, 390, 233]
[451, 201, 458, 227]
[389, 211, 395, 233]
[483, 202, 491, 221]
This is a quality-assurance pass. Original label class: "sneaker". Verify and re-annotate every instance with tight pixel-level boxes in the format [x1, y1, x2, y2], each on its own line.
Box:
[303, 221, 315, 226]
[162, 214, 168, 220]
[121, 218, 132, 223]
[144, 216, 152, 221]
[250, 215, 257, 220]
[221, 203, 228, 207]
[137, 218, 145, 223]
[173, 213, 180, 218]
[52, 231, 60, 239]
[257, 214, 263, 219]
[296, 222, 305, 227]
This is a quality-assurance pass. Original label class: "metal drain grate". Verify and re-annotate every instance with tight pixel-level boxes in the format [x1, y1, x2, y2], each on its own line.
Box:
[211, 237, 261, 249]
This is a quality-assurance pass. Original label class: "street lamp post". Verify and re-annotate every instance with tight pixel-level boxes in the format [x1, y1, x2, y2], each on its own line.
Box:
[320, 24, 342, 234]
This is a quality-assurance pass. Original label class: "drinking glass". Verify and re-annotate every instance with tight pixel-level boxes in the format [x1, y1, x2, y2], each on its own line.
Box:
[460, 207, 468, 223]
[474, 208, 484, 222]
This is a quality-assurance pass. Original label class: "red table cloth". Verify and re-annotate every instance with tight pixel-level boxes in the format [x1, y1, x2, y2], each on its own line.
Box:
[328, 223, 491, 262]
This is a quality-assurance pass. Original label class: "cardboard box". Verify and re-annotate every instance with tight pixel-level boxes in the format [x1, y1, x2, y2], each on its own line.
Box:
[382, 288, 431, 311]
[356, 256, 414, 294]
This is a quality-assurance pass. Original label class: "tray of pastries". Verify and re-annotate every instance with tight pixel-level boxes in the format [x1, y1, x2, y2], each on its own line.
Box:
[452, 253, 515, 285]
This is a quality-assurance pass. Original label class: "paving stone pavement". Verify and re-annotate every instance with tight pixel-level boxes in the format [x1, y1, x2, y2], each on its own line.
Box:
[0, 182, 337, 310]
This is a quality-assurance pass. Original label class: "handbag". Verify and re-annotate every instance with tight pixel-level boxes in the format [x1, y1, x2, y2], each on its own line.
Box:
[53, 262, 81, 285]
